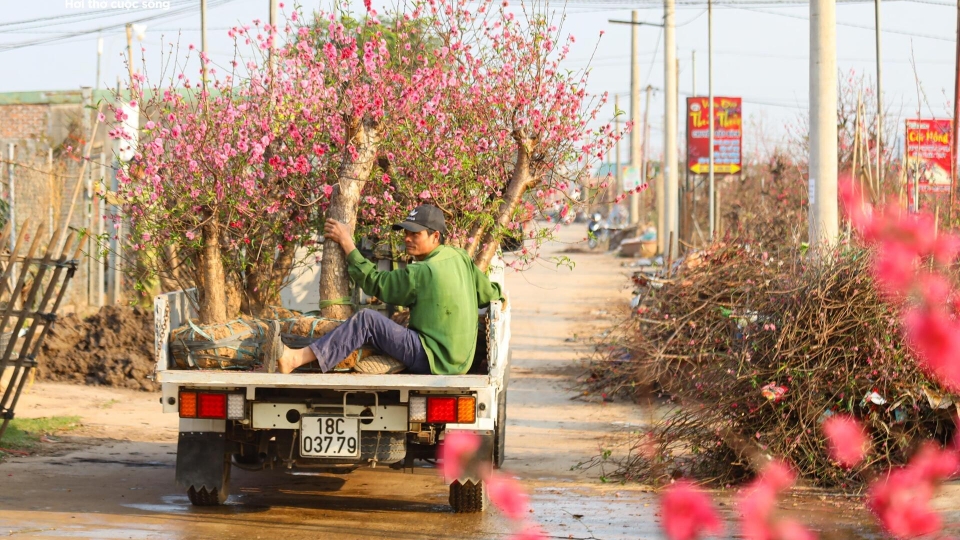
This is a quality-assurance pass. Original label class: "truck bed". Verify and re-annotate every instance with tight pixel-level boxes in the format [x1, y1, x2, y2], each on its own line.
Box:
[157, 370, 494, 391]
[154, 289, 510, 413]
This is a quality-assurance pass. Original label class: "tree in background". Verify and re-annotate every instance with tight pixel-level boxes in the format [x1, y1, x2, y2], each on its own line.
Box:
[112, 0, 621, 324]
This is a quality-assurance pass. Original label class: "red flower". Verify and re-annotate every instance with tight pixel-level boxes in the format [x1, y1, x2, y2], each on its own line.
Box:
[437, 431, 480, 480]
[486, 472, 530, 520]
[822, 415, 868, 468]
[660, 480, 722, 540]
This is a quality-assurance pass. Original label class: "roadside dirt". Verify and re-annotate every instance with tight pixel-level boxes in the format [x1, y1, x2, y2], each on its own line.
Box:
[0, 225, 955, 539]
[36, 305, 158, 391]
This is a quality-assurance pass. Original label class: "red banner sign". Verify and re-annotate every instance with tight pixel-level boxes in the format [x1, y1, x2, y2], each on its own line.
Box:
[906, 119, 953, 193]
[686, 97, 743, 175]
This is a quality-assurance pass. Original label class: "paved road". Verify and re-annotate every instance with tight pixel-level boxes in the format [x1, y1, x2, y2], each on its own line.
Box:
[0, 225, 661, 539]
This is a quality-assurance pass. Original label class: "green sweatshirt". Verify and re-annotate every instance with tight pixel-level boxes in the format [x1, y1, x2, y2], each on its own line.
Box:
[346, 245, 503, 375]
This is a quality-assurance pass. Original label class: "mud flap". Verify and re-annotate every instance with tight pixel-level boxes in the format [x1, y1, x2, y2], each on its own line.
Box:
[452, 430, 495, 485]
[176, 432, 226, 491]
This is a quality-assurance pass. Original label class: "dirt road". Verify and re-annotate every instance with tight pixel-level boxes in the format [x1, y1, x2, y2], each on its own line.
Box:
[0, 225, 661, 540]
[2, 225, 933, 539]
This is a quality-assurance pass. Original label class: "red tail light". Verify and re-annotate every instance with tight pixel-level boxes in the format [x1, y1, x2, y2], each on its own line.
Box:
[426, 397, 457, 423]
[198, 393, 227, 419]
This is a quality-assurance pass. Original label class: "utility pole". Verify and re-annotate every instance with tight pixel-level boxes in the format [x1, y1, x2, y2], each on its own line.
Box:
[664, 0, 679, 258]
[708, 0, 716, 239]
[6, 144, 15, 290]
[609, 15, 664, 229]
[125, 24, 135, 84]
[874, 0, 883, 194]
[692, 50, 696, 96]
[952, 0, 960, 219]
[96, 35, 103, 91]
[269, 0, 279, 72]
[201, 0, 209, 88]
[615, 94, 622, 202]
[810, 0, 839, 246]
[643, 85, 652, 231]
[98, 153, 106, 307]
[630, 10, 642, 226]
[6, 144, 15, 253]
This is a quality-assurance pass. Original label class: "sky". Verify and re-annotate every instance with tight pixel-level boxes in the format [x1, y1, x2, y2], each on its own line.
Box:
[1, 0, 956, 165]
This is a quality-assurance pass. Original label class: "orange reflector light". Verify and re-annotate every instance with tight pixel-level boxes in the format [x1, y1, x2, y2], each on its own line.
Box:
[179, 391, 197, 418]
[198, 393, 227, 419]
[426, 397, 457, 423]
[457, 397, 476, 424]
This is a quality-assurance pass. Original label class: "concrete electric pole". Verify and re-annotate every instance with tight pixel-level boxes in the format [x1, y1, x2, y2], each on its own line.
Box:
[201, 0, 208, 88]
[809, 0, 839, 246]
[269, 0, 279, 71]
[630, 10, 642, 226]
[125, 24, 134, 85]
[615, 94, 622, 202]
[708, 0, 716, 239]
[874, 0, 883, 193]
[692, 50, 696, 96]
[664, 0, 679, 258]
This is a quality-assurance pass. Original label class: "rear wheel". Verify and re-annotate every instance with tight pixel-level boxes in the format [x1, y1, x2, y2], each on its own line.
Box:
[449, 479, 487, 513]
[186, 459, 230, 506]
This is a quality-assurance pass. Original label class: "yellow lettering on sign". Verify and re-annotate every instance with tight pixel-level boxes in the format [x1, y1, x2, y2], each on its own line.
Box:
[925, 130, 949, 144]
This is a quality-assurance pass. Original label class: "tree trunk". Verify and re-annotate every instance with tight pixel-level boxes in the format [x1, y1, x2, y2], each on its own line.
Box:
[197, 213, 229, 324]
[242, 240, 295, 317]
[224, 272, 243, 320]
[318, 117, 380, 320]
[473, 138, 534, 272]
[158, 245, 181, 293]
[464, 221, 487, 257]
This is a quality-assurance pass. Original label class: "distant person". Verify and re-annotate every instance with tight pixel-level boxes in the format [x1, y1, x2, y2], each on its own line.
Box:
[263, 205, 503, 375]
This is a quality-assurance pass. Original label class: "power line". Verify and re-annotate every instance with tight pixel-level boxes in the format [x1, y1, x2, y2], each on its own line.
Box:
[0, 0, 238, 53]
[731, 4, 954, 41]
[0, 0, 197, 32]
[559, 0, 951, 6]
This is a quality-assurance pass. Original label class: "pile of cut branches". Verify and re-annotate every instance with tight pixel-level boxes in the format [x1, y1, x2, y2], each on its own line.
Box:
[586, 239, 958, 488]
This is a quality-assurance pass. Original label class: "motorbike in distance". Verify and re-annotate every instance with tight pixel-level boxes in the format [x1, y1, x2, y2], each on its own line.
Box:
[587, 213, 610, 249]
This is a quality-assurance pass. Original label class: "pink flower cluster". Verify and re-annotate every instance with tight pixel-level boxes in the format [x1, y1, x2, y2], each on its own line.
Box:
[439, 431, 544, 539]
[660, 480, 722, 540]
[841, 181, 960, 391]
[821, 414, 868, 468]
[867, 442, 959, 538]
[737, 462, 817, 540]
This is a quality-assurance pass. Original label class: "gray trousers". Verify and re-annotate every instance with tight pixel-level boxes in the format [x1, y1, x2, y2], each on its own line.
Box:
[308, 309, 431, 374]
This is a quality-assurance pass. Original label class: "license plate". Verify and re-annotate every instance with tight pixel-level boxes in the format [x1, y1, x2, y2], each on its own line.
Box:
[299, 416, 360, 457]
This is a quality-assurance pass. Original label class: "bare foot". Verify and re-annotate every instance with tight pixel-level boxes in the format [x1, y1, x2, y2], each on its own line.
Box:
[278, 347, 316, 374]
[277, 347, 296, 374]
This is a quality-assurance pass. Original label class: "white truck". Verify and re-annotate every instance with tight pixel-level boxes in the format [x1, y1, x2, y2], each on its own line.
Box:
[153, 263, 510, 513]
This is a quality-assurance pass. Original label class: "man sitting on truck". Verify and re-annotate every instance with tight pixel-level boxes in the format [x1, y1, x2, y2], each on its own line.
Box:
[264, 204, 503, 375]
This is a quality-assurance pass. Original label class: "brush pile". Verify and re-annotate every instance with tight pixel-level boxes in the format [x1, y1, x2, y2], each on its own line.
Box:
[586, 239, 958, 488]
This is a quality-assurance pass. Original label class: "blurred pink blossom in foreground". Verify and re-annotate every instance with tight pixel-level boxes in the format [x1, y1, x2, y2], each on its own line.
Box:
[437, 431, 544, 540]
[822, 415, 868, 468]
[660, 480, 722, 540]
[438, 430, 481, 480]
[738, 461, 817, 540]
[867, 442, 959, 539]
[840, 179, 960, 391]
[486, 472, 530, 520]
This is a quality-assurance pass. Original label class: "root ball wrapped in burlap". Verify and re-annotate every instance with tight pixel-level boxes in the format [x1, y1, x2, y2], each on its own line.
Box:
[169, 319, 270, 369]
[169, 313, 382, 371]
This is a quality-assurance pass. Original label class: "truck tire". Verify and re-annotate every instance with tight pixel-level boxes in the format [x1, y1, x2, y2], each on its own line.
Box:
[449, 479, 487, 513]
[186, 459, 230, 506]
[361, 432, 406, 464]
